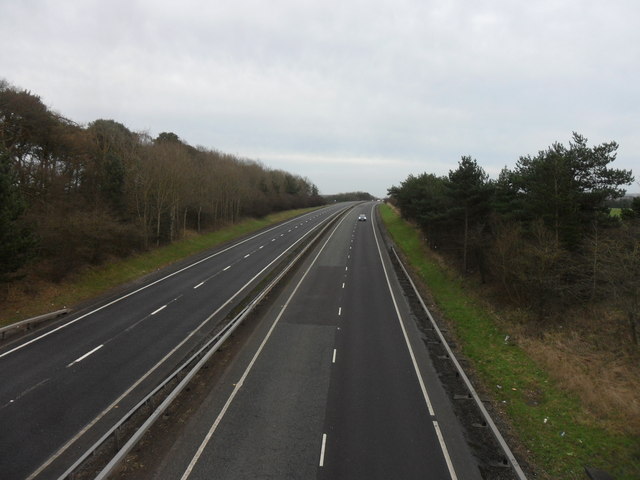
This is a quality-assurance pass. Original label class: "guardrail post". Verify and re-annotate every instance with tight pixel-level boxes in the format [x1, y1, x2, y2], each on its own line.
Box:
[115, 426, 121, 451]
[389, 245, 528, 480]
[584, 466, 614, 480]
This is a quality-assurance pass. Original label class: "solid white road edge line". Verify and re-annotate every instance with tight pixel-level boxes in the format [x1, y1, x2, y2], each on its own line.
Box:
[370, 204, 457, 480]
[370, 208, 435, 415]
[433, 421, 458, 480]
[392, 242, 528, 480]
[179, 213, 350, 480]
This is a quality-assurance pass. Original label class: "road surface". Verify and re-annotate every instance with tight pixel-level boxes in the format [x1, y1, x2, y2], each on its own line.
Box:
[148, 202, 482, 480]
[0, 204, 348, 480]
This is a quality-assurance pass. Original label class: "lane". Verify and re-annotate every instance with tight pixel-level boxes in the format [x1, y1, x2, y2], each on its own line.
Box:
[320, 205, 452, 479]
[150, 207, 353, 479]
[0, 204, 349, 480]
[157, 202, 481, 480]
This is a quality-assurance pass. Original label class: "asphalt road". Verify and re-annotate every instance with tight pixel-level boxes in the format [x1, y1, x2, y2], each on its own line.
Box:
[0, 203, 348, 480]
[150, 203, 482, 480]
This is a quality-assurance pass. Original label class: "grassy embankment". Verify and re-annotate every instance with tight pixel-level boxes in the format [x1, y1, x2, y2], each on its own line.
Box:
[379, 203, 639, 480]
[1, 207, 319, 327]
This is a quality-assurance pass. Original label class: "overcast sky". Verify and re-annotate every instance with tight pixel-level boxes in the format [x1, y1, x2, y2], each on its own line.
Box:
[2, 0, 638, 197]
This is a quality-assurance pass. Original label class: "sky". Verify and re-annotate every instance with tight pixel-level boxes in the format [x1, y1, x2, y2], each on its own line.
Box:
[1, 0, 638, 197]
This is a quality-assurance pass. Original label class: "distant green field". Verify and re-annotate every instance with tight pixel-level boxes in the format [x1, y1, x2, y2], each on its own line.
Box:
[609, 208, 622, 217]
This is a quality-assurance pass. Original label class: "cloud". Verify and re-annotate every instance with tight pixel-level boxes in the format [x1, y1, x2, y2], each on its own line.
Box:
[1, 0, 638, 196]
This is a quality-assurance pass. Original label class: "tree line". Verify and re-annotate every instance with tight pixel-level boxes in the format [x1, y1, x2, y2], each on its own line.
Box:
[324, 191, 376, 203]
[388, 133, 639, 346]
[0, 80, 324, 283]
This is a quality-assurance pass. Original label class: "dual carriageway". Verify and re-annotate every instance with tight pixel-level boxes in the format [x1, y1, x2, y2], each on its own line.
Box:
[0, 202, 521, 479]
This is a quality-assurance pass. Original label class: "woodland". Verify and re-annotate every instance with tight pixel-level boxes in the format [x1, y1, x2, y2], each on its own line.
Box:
[388, 134, 639, 348]
[0, 80, 324, 285]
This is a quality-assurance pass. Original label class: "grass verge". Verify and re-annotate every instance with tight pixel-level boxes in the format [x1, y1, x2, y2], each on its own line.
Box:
[1, 207, 319, 326]
[379, 203, 639, 480]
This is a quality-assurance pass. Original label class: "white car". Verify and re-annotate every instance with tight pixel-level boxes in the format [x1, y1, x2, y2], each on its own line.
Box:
[358, 214, 367, 221]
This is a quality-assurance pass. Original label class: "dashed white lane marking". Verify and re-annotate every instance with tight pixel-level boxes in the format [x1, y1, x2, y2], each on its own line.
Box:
[342, 282, 345, 289]
[194, 282, 205, 289]
[345, 266, 348, 271]
[151, 305, 167, 315]
[27, 209, 345, 480]
[5, 377, 51, 406]
[332, 349, 337, 363]
[259, 245, 264, 249]
[223, 265, 231, 271]
[272, 238, 276, 242]
[319, 434, 328, 467]
[179, 211, 351, 480]
[4, 211, 326, 365]
[338, 307, 342, 316]
[244, 254, 250, 258]
[4, 209, 334, 364]
[67, 344, 103, 368]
